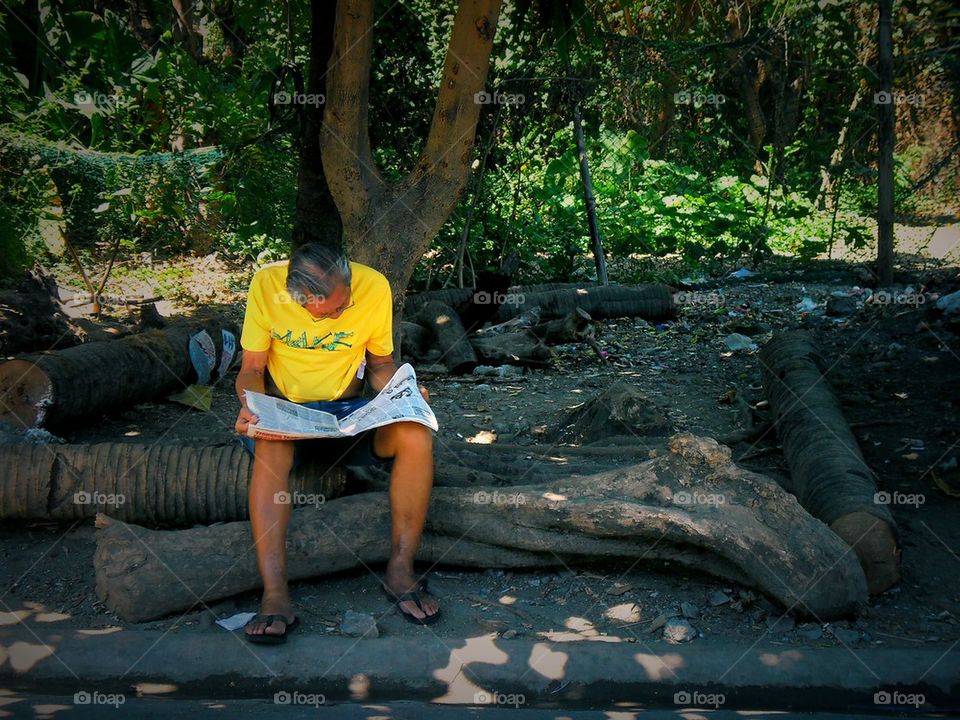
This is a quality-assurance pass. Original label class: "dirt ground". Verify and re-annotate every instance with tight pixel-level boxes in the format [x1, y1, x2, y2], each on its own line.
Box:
[2, 245, 959, 658]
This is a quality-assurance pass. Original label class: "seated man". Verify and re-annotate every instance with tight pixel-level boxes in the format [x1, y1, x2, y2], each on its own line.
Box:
[234, 242, 439, 643]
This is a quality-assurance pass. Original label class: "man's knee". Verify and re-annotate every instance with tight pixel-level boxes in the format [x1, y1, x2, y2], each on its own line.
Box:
[251, 439, 296, 483]
[376, 422, 433, 458]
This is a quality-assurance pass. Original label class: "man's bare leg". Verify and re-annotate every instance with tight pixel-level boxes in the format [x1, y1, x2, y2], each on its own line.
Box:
[374, 422, 439, 620]
[245, 438, 297, 638]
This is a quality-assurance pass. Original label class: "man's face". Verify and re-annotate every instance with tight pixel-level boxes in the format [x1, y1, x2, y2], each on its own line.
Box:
[301, 281, 353, 320]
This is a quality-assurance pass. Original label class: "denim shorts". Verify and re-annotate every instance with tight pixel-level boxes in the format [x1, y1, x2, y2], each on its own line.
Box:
[238, 396, 393, 469]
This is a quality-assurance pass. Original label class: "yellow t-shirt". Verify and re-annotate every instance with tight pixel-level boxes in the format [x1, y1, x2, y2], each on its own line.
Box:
[240, 260, 394, 402]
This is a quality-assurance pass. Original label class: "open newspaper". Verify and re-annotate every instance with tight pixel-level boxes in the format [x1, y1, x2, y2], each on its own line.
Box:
[245, 363, 438, 441]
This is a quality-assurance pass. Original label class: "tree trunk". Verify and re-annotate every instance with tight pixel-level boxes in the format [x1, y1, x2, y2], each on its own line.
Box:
[876, 0, 895, 286]
[416, 301, 477, 374]
[94, 434, 867, 622]
[0, 441, 345, 525]
[292, 0, 342, 249]
[0, 319, 234, 429]
[723, 0, 767, 172]
[321, 0, 502, 305]
[759, 332, 900, 593]
[470, 331, 553, 367]
[573, 104, 609, 284]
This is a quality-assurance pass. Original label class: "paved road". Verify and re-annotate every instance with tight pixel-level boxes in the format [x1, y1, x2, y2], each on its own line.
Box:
[2, 696, 940, 719]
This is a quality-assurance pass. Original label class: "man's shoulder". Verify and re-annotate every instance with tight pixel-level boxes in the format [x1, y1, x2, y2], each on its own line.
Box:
[249, 261, 289, 291]
[351, 262, 391, 293]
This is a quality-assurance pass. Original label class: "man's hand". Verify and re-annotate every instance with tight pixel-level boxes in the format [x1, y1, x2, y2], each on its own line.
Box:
[235, 406, 259, 434]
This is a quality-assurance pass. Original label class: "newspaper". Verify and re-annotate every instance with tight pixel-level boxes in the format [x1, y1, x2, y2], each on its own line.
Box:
[245, 363, 438, 441]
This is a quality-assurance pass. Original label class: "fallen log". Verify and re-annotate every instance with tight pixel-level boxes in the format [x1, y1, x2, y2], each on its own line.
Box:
[495, 284, 675, 322]
[0, 318, 235, 429]
[469, 330, 553, 367]
[759, 332, 900, 594]
[416, 301, 477, 374]
[404, 283, 676, 324]
[530, 308, 594, 344]
[0, 441, 344, 525]
[94, 434, 867, 622]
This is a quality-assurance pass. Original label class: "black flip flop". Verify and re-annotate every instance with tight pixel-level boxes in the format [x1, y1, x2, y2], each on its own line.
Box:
[381, 578, 442, 625]
[244, 613, 300, 644]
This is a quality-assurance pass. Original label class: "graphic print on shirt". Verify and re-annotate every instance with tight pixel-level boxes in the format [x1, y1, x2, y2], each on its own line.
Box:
[271, 328, 355, 351]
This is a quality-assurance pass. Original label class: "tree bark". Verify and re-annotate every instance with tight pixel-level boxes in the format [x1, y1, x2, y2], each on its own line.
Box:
[759, 332, 900, 593]
[292, 0, 342, 249]
[94, 434, 868, 622]
[0, 319, 234, 429]
[573, 104, 609, 284]
[321, 0, 502, 302]
[876, 0, 895, 286]
[416, 301, 477, 374]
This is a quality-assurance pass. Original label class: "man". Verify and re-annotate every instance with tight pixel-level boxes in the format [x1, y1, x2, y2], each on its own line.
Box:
[235, 242, 439, 643]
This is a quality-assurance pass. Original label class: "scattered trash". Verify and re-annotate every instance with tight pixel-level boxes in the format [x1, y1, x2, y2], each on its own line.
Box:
[795, 297, 818, 312]
[216, 611, 256, 632]
[798, 623, 823, 640]
[474, 365, 524, 378]
[188, 330, 216, 385]
[723, 333, 757, 352]
[935, 290, 960, 315]
[826, 295, 858, 317]
[765, 615, 795, 633]
[168, 384, 213, 412]
[729, 268, 756, 279]
[708, 590, 731, 606]
[680, 601, 700, 619]
[217, 329, 237, 378]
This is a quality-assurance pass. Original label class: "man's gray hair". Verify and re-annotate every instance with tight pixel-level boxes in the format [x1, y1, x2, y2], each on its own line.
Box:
[286, 243, 352, 302]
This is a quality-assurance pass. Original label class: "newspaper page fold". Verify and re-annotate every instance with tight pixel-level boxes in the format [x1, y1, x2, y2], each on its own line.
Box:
[245, 363, 438, 441]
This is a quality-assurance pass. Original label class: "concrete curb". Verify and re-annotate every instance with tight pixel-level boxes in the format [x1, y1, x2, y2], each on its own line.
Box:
[0, 625, 956, 712]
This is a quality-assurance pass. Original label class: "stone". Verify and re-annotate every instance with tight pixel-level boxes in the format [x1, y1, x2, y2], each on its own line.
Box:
[341, 611, 379, 638]
[662, 618, 696, 644]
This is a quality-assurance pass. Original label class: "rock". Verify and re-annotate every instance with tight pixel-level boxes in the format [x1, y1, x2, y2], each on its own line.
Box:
[475, 383, 492, 392]
[662, 618, 696, 644]
[832, 627, 860, 644]
[501, 629, 518, 639]
[708, 590, 731, 606]
[341, 611, 379, 638]
[765, 615, 795, 633]
[797, 623, 822, 640]
[680, 601, 700, 619]
[826, 295, 858, 317]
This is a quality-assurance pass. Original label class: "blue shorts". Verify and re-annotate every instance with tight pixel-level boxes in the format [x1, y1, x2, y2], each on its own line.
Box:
[239, 396, 393, 469]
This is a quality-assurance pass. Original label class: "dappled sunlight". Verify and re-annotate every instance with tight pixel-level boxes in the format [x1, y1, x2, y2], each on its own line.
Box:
[134, 682, 177, 696]
[349, 674, 370, 701]
[498, 595, 517, 605]
[542, 491, 568, 502]
[30, 703, 71, 719]
[759, 650, 803, 669]
[76, 626, 122, 636]
[34, 613, 71, 623]
[4, 641, 55, 672]
[432, 634, 510, 704]
[0, 688, 25, 719]
[633, 651, 685, 681]
[0, 611, 30, 627]
[538, 616, 622, 643]
[526, 642, 568, 680]
[605, 602, 641, 623]
[466, 430, 496, 444]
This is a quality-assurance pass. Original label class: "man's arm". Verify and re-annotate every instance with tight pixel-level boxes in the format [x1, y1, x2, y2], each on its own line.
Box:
[365, 351, 430, 401]
[235, 349, 268, 433]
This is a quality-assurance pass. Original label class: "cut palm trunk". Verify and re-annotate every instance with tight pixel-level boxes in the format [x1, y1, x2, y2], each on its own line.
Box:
[94, 434, 867, 622]
[0, 319, 234, 429]
[416, 300, 477, 374]
[469, 330, 553, 367]
[0, 441, 344, 525]
[759, 332, 900, 593]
